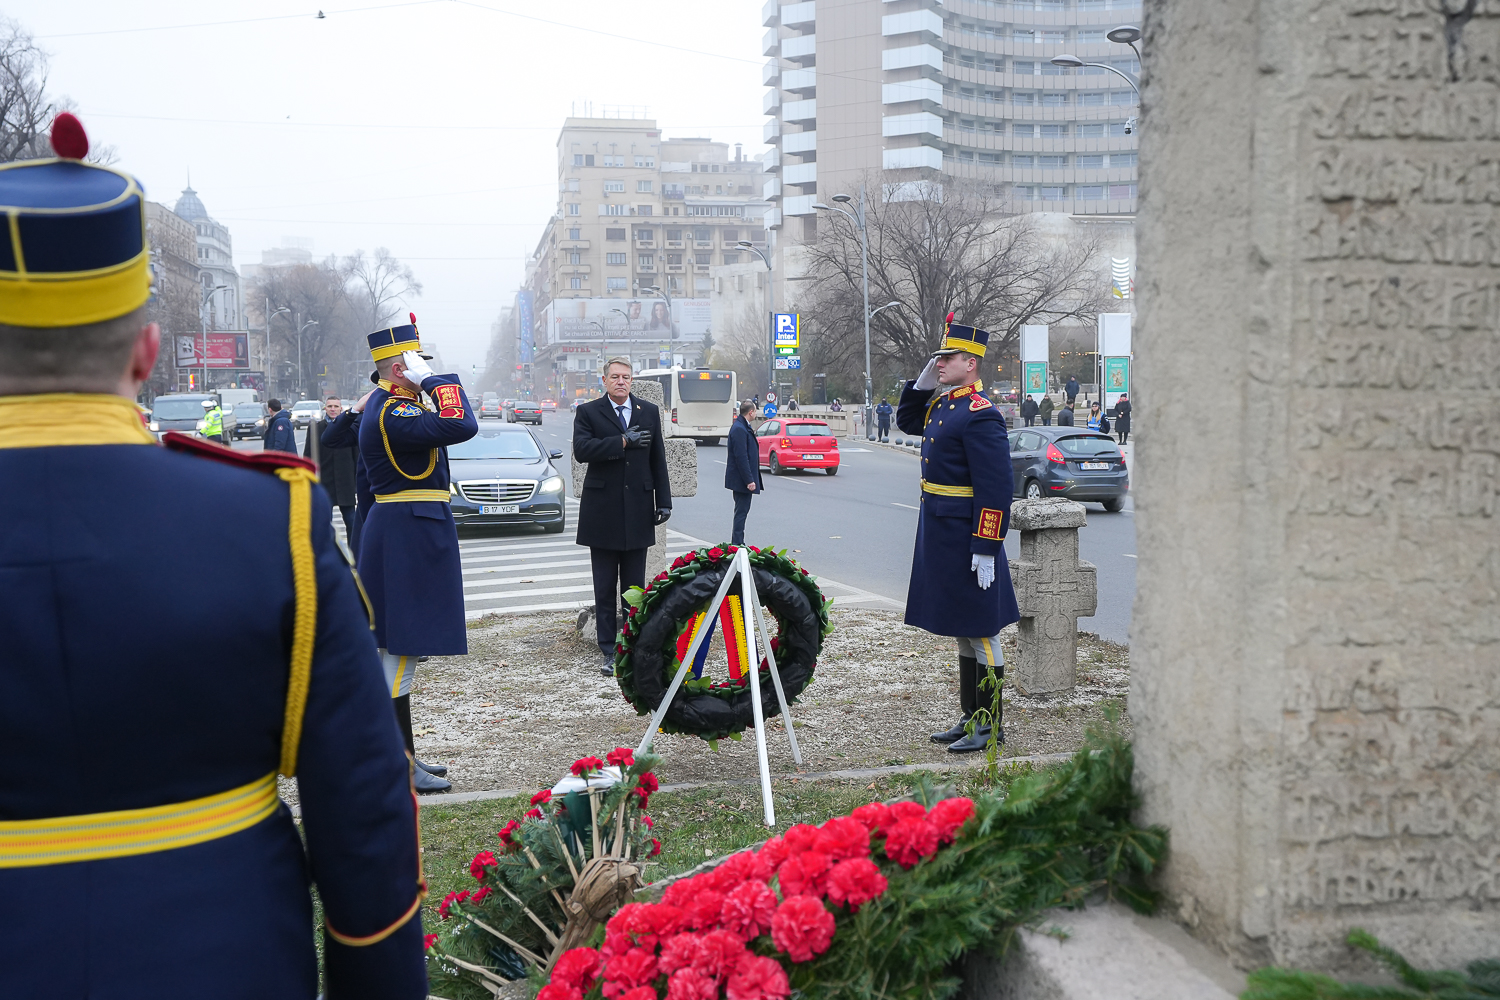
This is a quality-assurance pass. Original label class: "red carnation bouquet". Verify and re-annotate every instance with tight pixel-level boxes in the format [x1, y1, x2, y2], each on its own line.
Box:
[527, 795, 975, 1000]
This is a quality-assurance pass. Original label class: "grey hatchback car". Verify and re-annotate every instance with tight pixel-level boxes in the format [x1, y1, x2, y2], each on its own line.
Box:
[1008, 426, 1129, 511]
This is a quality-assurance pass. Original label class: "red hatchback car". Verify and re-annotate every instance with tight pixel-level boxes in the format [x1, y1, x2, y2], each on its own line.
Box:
[756, 418, 840, 476]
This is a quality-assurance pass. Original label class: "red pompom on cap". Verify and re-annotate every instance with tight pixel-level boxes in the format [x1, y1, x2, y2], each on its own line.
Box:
[945, 311, 955, 324]
[410, 312, 418, 326]
[50, 112, 89, 160]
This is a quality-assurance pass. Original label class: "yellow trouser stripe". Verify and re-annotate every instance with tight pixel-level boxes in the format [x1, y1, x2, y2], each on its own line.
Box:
[920, 480, 975, 497]
[390, 655, 408, 698]
[375, 490, 451, 503]
[0, 772, 278, 868]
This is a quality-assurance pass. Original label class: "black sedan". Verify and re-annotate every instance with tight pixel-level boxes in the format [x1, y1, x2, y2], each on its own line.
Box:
[1008, 426, 1129, 512]
[505, 399, 542, 424]
[447, 424, 568, 532]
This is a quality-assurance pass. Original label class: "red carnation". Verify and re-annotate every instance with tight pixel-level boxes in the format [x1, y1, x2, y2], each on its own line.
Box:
[756, 836, 791, 869]
[708, 849, 772, 891]
[782, 824, 820, 854]
[658, 931, 704, 974]
[424, 933, 439, 950]
[927, 797, 975, 844]
[601, 947, 658, 998]
[531, 789, 553, 806]
[552, 947, 603, 991]
[651, 838, 662, 856]
[825, 858, 888, 912]
[776, 850, 831, 899]
[538, 985, 584, 1000]
[621, 988, 658, 1000]
[770, 895, 836, 962]
[470, 850, 497, 880]
[572, 756, 606, 777]
[635, 787, 653, 809]
[720, 880, 778, 941]
[655, 571, 669, 583]
[890, 801, 928, 822]
[815, 816, 871, 860]
[641, 814, 654, 829]
[882, 817, 940, 869]
[727, 954, 790, 1000]
[682, 889, 726, 930]
[471, 886, 492, 904]
[498, 819, 522, 848]
[526, 807, 544, 820]
[437, 889, 470, 920]
[662, 873, 710, 909]
[667, 968, 717, 1000]
[694, 928, 750, 982]
[672, 555, 689, 570]
[607, 747, 636, 767]
[706, 547, 725, 561]
[638, 771, 659, 793]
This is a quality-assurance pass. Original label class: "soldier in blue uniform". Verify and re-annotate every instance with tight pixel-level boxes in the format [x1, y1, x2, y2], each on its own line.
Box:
[0, 114, 427, 998]
[357, 322, 477, 793]
[896, 317, 1019, 753]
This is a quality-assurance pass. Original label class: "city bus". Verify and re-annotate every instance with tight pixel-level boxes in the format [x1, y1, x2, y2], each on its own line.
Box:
[635, 367, 737, 445]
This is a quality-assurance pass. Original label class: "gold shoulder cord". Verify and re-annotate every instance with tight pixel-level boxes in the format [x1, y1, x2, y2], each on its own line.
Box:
[379, 397, 439, 481]
[274, 466, 319, 777]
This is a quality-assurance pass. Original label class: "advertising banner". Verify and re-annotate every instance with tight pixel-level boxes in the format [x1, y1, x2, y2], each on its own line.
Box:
[175, 332, 249, 369]
[1023, 361, 1048, 400]
[773, 313, 800, 349]
[517, 290, 535, 363]
[1104, 356, 1130, 410]
[543, 297, 710, 346]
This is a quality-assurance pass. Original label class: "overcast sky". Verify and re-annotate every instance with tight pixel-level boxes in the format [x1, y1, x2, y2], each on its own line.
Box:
[20, 0, 767, 373]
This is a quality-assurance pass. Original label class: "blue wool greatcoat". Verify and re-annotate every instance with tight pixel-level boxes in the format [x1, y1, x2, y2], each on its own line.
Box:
[896, 379, 1020, 637]
[0, 426, 426, 1000]
[357, 375, 477, 656]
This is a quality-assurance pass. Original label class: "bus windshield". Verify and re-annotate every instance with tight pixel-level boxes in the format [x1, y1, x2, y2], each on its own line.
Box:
[676, 371, 733, 403]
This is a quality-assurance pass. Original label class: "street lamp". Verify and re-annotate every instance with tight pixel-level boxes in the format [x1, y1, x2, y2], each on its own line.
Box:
[814, 187, 875, 440]
[266, 304, 290, 394]
[589, 319, 608, 386]
[199, 283, 229, 393]
[1053, 26, 1141, 132]
[295, 315, 319, 398]
[737, 240, 774, 398]
[610, 307, 634, 370]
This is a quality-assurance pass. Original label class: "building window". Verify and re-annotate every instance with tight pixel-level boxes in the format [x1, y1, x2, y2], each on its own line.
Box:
[1041, 31, 1066, 43]
[607, 277, 629, 291]
[637, 205, 652, 216]
[603, 204, 626, 215]
[1109, 152, 1138, 167]
[1110, 91, 1135, 105]
[1076, 186, 1105, 200]
[1042, 92, 1068, 106]
[565, 178, 580, 191]
[1077, 123, 1105, 138]
[568, 228, 581, 240]
[722, 228, 738, 242]
[667, 254, 683, 265]
[695, 277, 712, 292]
[1108, 123, 1129, 137]
[694, 253, 711, 265]
[694, 228, 711, 242]
[1012, 91, 1035, 105]
[722, 252, 739, 264]
[569, 252, 582, 265]
[1013, 61, 1035, 75]
[1040, 186, 1066, 201]
[1013, 29, 1034, 41]
[1040, 124, 1067, 137]
[1109, 183, 1138, 199]
[636, 180, 653, 193]
[639, 254, 655, 267]
[573, 154, 584, 166]
[979, 152, 1001, 164]
[1013, 124, 1035, 137]
[634, 155, 655, 167]
[604, 180, 625, 192]
[1039, 155, 1067, 168]
[570, 277, 583, 289]
[567, 203, 581, 215]
[1077, 155, 1104, 169]
[604, 155, 624, 166]
[1079, 29, 1106, 42]
[604, 228, 625, 241]
[606, 253, 627, 265]
[1013, 185, 1036, 200]
[1079, 92, 1106, 106]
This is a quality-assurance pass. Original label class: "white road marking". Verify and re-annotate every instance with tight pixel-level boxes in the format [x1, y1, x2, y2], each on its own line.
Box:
[892, 502, 919, 510]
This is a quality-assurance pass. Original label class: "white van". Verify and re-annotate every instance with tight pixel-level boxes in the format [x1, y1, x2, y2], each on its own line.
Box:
[634, 368, 737, 445]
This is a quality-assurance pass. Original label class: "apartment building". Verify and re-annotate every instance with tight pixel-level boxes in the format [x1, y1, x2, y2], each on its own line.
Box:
[526, 116, 771, 397]
[762, 0, 1142, 242]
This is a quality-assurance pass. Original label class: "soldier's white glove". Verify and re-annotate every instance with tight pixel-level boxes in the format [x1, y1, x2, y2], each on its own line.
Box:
[400, 350, 436, 384]
[972, 553, 995, 590]
[914, 357, 940, 391]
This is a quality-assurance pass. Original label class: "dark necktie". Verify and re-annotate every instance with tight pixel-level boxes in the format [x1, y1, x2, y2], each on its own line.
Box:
[616, 405, 628, 430]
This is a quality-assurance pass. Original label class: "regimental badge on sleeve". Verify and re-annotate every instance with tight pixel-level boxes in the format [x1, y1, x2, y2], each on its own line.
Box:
[431, 383, 465, 420]
[976, 507, 1006, 541]
[970, 394, 994, 411]
[389, 402, 423, 417]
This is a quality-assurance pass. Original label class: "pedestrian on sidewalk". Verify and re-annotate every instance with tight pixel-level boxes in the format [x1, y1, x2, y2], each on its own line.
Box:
[1020, 395, 1038, 426]
[357, 319, 478, 794]
[1087, 400, 1102, 430]
[1065, 375, 1079, 406]
[1114, 393, 1132, 445]
[262, 399, 295, 452]
[1058, 400, 1076, 426]
[876, 397, 893, 440]
[0, 114, 428, 998]
[573, 358, 672, 676]
[305, 394, 361, 553]
[725, 399, 763, 545]
[1038, 395, 1054, 426]
[895, 315, 1017, 754]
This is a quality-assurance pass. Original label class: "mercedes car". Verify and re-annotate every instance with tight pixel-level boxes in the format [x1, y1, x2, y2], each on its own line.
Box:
[447, 424, 568, 532]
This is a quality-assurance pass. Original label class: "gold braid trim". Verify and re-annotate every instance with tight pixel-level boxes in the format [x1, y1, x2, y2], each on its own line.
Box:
[379, 397, 439, 481]
[275, 466, 318, 777]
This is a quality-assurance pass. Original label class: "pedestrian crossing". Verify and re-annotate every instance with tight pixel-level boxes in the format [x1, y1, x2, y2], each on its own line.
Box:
[330, 497, 901, 617]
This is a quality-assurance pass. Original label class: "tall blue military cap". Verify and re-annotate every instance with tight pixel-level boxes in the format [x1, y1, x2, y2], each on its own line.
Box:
[367, 312, 432, 362]
[932, 311, 991, 357]
[0, 113, 150, 328]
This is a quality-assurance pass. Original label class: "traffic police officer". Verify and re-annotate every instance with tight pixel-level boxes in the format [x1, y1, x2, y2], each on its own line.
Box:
[0, 114, 427, 998]
[896, 315, 1019, 753]
[357, 321, 478, 793]
[198, 396, 226, 443]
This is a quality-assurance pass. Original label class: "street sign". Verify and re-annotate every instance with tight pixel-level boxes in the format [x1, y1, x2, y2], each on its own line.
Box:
[773, 313, 800, 349]
[765, 391, 777, 403]
[775, 346, 797, 356]
[787, 358, 802, 370]
[774, 358, 790, 370]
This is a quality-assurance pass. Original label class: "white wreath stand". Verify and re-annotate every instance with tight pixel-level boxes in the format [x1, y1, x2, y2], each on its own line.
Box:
[635, 547, 803, 827]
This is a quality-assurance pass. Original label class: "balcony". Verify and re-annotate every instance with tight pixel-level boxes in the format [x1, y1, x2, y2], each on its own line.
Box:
[883, 44, 942, 73]
[782, 33, 816, 62]
[782, 67, 816, 93]
[764, 146, 781, 169]
[882, 10, 943, 39]
[666, 264, 685, 273]
[762, 26, 779, 57]
[694, 264, 711, 273]
[780, 1, 815, 29]
[882, 112, 943, 139]
[763, 59, 781, 86]
[694, 240, 714, 248]
[782, 194, 816, 216]
[766, 206, 783, 228]
[882, 78, 943, 105]
[637, 264, 656, 273]
[635, 239, 656, 249]
[763, 177, 782, 200]
[665, 239, 685, 249]
[763, 89, 781, 114]
[782, 98, 816, 125]
[764, 119, 781, 143]
[563, 264, 593, 275]
[559, 241, 590, 251]
[883, 146, 943, 171]
[783, 161, 817, 186]
[762, 0, 779, 27]
[783, 130, 816, 154]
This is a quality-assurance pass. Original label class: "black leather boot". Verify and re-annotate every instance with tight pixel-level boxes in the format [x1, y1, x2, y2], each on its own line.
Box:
[416, 759, 447, 777]
[394, 695, 451, 793]
[932, 655, 980, 743]
[949, 661, 1004, 753]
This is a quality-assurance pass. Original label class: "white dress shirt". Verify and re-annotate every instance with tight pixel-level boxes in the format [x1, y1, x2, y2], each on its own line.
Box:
[612, 395, 633, 429]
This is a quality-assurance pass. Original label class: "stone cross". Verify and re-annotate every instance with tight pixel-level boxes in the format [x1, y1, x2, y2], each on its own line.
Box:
[1006, 498, 1097, 695]
[568, 377, 698, 582]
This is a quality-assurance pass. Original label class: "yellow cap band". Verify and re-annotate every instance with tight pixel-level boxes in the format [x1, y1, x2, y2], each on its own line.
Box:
[0, 250, 151, 327]
[940, 335, 984, 354]
[370, 338, 421, 362]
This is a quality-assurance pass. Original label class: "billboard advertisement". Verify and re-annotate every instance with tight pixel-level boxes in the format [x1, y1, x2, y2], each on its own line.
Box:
[773, 313, 800, 348]
[543, 297, 710, 346]
[175, 332, 249, 369]
[517, 289, 535, 363]
[1023, 361, 1048, 400]
[1104, 356, 1130, 410]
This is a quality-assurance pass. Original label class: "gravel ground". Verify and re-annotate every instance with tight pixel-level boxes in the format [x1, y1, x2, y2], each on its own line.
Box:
[404, 608, 1131, 795]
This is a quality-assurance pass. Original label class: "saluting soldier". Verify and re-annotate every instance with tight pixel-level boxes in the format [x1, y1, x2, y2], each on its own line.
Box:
[357, 323, 478, 793]
[0, 115, 427, 998]
[896, 315, 1020, 753]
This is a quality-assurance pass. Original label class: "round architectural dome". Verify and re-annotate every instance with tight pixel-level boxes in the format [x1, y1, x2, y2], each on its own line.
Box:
[174, 185, 208, 221]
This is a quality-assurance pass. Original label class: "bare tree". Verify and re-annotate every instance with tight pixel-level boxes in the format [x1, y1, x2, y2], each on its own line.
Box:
[342, 247, 423, 334]
[802, 175, 1110, 383]
[249, 261, 365, 397]
[0, 18, 56, 162]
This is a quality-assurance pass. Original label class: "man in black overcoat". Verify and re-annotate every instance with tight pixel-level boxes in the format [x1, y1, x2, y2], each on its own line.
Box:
[573, 358, 672, 674]
[724, 399, 762, 545]
[304, 395, 361, 554]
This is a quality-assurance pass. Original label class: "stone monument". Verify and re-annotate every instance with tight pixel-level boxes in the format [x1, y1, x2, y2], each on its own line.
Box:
[1135, 0, 1500, 974]
[1007, 498, 1097, 695]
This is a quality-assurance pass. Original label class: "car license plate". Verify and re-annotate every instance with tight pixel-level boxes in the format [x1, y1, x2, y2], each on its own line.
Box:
[697, 425, 716, 430]
[1081, 461, 1110, 470]
[801, 453, 823, 460]
[481, 504, 520, 514]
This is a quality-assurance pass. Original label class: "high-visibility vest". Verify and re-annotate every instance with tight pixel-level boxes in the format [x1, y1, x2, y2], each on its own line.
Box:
[198, 406, 224, 436]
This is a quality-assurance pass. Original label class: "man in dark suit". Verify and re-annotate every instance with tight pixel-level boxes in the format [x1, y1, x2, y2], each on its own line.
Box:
[725, 400, 762, 545]
[573, 357, 672, 675]
[305, 395, 360, 553]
